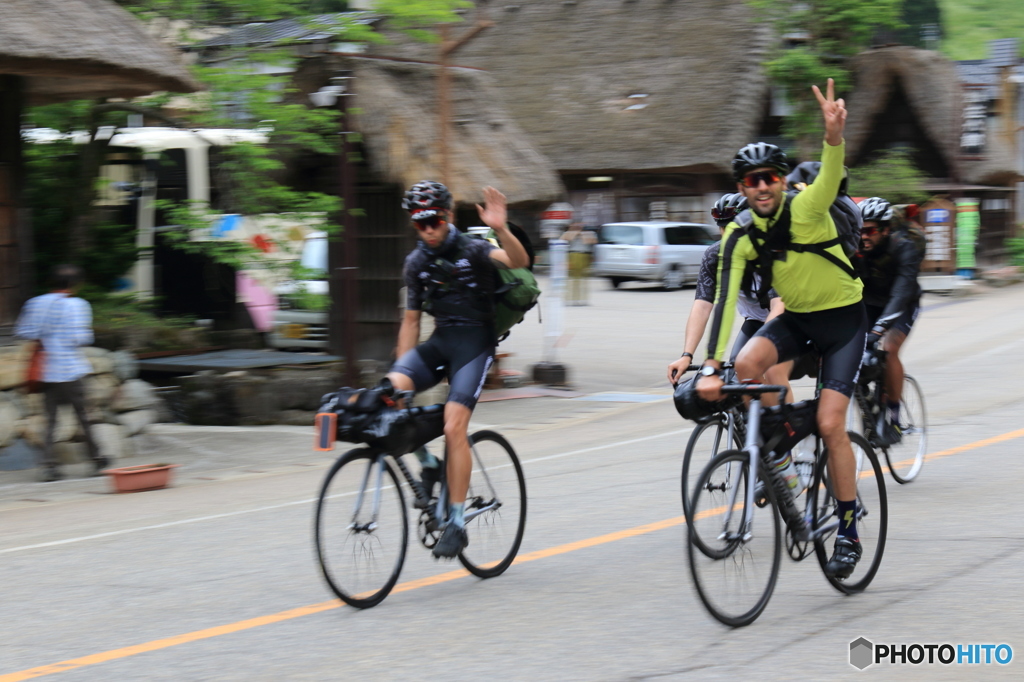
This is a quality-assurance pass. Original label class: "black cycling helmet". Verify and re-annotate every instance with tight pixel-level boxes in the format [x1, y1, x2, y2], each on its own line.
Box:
[859, 196, 893, 224]
[711, 193, 748, 227]
[732, 142, 790, 182]
[402, 180, 452, 213]
[786, 160, 851, 195]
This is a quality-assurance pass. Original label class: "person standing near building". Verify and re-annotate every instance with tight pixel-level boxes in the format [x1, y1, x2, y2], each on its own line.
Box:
[561, 222, 596, 305]
[15, 265, 107, 482]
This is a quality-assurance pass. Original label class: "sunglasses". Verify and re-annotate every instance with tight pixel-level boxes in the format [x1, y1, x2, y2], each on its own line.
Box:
[412, 215, 445, 231]
[741, 170, 783, 188]
[711, 206, 738, 221]
[862, 226, 881, 237]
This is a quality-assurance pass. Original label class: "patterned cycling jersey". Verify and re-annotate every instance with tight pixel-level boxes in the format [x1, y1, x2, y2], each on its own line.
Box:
[695, 242, 776, 322]
[404, 237, 497, 327]
[706, 140, 863, 361]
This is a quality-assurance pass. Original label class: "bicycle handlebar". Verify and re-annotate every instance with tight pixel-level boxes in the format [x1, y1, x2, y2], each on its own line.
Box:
[721, 383, 788, 402]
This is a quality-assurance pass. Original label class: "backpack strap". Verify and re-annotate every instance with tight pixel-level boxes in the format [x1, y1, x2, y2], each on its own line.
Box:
[421, 233, 494, 321]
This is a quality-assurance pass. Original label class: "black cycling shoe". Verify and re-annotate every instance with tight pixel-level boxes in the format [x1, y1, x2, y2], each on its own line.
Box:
[414, 464, 442, 509]
[825, 536, 862, 579]
[432, 523, 469, 559]
[880, 421, 903, 446]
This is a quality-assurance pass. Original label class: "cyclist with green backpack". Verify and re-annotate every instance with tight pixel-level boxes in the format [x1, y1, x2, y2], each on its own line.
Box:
[386, 181, 530, 559]
[697, 80, 869, 580]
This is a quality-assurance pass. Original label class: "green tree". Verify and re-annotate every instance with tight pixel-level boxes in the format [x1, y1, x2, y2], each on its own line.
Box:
[748, 0, 904, 155]
[26, 0, 470, 286]
[894, 0, 942, 48]
[848, 149, 930, 204]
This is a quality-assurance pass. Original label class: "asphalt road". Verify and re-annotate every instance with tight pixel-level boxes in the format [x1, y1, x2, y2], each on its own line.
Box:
[3, 280, 1024, 681]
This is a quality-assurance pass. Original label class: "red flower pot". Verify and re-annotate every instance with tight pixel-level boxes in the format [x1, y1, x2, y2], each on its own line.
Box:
[103, 464, 180, 493]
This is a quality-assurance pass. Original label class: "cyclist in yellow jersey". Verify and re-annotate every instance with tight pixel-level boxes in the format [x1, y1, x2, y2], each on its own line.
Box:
[697, 80, 867, 579]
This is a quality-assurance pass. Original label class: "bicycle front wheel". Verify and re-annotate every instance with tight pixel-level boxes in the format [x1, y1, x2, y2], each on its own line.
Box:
[681, 416, 741, 519]
[315, 449, 408, 608]
[813, 432, 887, 594]
[457, 430, 527, 578]
[688, 450, 781, 627]
[885, 375, 926, 484]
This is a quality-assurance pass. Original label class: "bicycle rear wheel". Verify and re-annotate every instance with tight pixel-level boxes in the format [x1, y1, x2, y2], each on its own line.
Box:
[688, 450, 781, 627]
[812, 432, 887, 594]
[457, 430, 527, 578]
[885, 375, 926, 484]
[681, 416, 741, 519]
[315, 449, 408, 608]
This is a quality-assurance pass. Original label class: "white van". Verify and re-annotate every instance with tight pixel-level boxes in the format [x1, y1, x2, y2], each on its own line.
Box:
[592, 221, 717, 290]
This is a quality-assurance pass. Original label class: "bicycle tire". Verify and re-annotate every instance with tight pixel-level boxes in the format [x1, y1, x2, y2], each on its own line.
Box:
[812, 432, 887, 594]
[885, 375, 926, 484]
[457, 430, 527, 578]
[681, 416, 742, 520]
[688, 449, 782, 627]
[315, 449, 408, 608]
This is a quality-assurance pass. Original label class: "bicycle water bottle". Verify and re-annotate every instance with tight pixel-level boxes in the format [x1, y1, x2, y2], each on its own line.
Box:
[771, 451, 805, 496]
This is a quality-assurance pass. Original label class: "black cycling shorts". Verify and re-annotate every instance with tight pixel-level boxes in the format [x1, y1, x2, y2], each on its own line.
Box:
[754, 301, 868, 397]
[865, 301, 919, 337]
[391, 325, 495, 410]
[730, 318, 764, 363]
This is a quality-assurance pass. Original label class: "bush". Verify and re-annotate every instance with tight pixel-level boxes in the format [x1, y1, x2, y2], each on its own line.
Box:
[83, 292, 208, 352]
[849, 149, 931, 205]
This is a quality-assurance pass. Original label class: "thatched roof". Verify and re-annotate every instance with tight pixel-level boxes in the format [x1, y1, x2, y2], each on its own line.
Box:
[292, 54, 563, 206]
[1, 0, 201, 104]
[845, 46, 1020, 186]
[367, 0, 772, 175]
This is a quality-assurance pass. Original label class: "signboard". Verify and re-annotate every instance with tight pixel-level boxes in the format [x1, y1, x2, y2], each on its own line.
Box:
[955, 198, 980, 273]
[919, 198, 956, 274]
[540, 202, 574, 240]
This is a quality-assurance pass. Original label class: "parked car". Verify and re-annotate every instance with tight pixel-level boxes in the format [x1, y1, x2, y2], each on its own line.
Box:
[592, 221, 718, 290]
[268, 231, 330, 350]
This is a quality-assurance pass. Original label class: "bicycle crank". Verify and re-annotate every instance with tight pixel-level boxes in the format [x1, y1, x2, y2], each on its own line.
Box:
[417, 510, 441, 549]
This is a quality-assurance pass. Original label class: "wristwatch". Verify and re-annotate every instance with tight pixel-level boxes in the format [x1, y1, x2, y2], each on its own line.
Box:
[680, 352, 693, 359]
[698, 365, 720, 377]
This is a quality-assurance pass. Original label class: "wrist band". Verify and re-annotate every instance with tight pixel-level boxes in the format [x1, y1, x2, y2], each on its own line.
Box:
[680, 352, 693, 359]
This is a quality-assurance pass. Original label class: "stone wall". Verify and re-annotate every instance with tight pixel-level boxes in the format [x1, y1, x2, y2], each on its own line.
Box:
[0, 344, 161, 470]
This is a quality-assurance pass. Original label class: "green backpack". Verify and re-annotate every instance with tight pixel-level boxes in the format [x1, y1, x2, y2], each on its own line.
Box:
[423, 226, 541, 343]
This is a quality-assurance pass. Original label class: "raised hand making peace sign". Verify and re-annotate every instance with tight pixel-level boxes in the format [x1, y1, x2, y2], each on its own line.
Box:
[812, 77, 847, 147]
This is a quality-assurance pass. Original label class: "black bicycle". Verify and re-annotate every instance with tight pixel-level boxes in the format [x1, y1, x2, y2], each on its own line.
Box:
[686, 382, 888, 627]
[849, 333, 927, 484]
[312, 383, 527, 608]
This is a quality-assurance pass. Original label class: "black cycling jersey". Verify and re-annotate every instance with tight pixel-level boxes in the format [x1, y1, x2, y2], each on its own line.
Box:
[695, 242, 777, 321]
[404, 235, 497, 328]
[856, 234, 922, 325]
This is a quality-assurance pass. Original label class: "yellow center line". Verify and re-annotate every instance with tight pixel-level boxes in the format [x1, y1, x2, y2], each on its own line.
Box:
[5, 427, 1024, 682]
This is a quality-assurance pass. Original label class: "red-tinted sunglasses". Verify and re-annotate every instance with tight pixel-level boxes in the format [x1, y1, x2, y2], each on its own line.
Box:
[711, 206, 738, 221]
[412, 215, 445, 231]
[741, 170, 783, 188]
[862, 226, 881, 237]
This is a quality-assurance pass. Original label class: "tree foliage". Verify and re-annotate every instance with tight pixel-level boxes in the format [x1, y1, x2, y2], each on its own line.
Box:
[748, 0, 904, 152]
[848, 149, 930, 204]
[25, 0, 470, 287]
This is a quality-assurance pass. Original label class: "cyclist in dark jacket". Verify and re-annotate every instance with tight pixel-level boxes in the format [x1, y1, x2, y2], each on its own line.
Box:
[857, 197, 923, 445]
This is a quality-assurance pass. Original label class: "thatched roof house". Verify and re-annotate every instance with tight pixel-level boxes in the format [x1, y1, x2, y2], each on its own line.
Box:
[1, 0, 201, 330]
[291, 54, 563, 208]
[367, 0, 772, 223]
[1, 0, 201, 103]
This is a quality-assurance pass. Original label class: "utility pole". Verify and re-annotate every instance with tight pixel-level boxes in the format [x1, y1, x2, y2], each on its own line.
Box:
[437, 18, 494, 194]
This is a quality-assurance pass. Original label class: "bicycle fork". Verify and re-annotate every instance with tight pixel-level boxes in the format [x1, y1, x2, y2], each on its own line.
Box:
[349, 454, 387, 532]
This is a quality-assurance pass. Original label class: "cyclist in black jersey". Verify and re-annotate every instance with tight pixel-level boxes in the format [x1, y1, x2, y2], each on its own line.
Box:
[386, 182, 529, 559]
[857, 197, 923, 445]
[697, 80, 867, 579]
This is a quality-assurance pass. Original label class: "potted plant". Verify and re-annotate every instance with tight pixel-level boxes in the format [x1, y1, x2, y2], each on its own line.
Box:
[103, 463, 179, 493]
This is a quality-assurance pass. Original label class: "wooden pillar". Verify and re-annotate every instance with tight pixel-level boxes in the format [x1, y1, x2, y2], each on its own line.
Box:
[0, 75, 26, 328]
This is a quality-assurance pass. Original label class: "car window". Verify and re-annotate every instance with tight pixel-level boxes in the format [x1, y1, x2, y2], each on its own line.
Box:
[599, 225, 644, 245]
[300, 238, 328, 276]
[664, 226, 717, 246]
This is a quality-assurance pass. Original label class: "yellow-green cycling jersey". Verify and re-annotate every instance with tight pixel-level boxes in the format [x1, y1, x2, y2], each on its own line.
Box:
[706, 140, 863, 361]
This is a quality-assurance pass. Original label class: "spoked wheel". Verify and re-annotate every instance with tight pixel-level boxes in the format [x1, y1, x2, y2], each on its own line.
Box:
[884, 375, 926, 484]
[812, 432, 887, 594]
[457, 430, 527, 578]
[315, 449, 408, 608]
[688, 450, 781, 627]
[681, 416, 742, 520]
